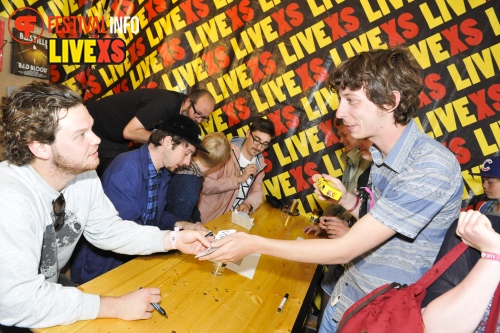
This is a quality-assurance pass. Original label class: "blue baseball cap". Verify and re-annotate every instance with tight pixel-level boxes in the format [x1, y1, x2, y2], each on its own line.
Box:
[471, 156, 500, 178]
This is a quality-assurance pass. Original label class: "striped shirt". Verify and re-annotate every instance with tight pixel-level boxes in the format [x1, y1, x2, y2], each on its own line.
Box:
[332, 119, 463, 321]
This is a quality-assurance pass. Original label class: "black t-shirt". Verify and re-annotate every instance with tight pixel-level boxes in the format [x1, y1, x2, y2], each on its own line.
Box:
[422, 215, 500, 307]
[86, 89, 186, 143]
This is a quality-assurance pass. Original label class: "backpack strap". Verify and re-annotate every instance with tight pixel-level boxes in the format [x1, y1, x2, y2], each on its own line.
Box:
[417, 242, 468, 289]
[485, 283, 500, 333]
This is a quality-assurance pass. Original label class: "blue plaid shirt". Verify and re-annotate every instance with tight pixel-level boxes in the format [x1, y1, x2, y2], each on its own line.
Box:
[140, 152, 163, 225]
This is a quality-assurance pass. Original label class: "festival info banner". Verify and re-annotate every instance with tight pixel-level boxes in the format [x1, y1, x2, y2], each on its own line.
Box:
[1, 0, 499, 215]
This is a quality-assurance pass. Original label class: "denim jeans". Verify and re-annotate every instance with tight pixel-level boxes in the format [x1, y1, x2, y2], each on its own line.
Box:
[318, 302, 338, 333]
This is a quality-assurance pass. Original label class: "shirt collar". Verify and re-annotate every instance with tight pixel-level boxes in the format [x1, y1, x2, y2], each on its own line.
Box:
[147, 150, 162, 179]
[370, 119, 418, 174]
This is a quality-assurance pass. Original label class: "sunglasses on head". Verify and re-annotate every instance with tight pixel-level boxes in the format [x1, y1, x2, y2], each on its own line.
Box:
[52, 193, 66, 232]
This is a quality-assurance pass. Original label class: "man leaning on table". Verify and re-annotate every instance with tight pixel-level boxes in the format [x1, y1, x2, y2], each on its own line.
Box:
[0, 82, 211, 329]
[200, 47, 463, 333]
[70, 114, 210, 285]
[87, 88, 215, 177]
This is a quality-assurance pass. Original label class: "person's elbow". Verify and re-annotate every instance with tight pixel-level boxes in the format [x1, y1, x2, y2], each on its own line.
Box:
[122, 127, 136, 141]
[324, 241, 358, 265]
[325, 252, 352, 265]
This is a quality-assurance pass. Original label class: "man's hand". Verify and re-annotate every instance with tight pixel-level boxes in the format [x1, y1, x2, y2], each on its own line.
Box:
[237, 164, 258, 183]
[319, 216, 351, 238]
[324, 221, 351, 239]
[312, 174, 347, 204]
[236, 202, 251, 214]
[198, 232, 255, 262]
[165, 230, 211, 254]
[456, 210, 500, 253]
[98, 287, 161, 320]
[312, 174, 359, 217]
[302, 224, 324, 237]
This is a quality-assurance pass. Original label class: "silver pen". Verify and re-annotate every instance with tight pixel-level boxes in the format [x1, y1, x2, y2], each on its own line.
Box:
[278, 293, 289, 312]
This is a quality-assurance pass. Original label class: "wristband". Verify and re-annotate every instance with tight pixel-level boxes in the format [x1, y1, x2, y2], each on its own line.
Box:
[169, 231, 177, 250]
[481, 252, 500, 262]
[347, 195, 360, 212]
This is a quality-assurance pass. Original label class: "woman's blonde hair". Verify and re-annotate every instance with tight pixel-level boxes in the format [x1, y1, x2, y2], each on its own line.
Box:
[196, 132, 231, 168]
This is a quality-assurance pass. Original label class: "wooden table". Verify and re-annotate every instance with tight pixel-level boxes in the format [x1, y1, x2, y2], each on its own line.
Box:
[36, 202, 321, 333]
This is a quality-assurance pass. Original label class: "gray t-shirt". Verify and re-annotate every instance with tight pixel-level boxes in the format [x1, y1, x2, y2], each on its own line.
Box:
[0, 162, 168, 328]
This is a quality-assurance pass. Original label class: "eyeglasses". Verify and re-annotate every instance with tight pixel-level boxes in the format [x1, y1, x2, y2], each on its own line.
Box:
[251, 134, 270, 149]
[52, 193, 66, 232]
[191, 102, 209, 122]
[482, 178, 500, 184]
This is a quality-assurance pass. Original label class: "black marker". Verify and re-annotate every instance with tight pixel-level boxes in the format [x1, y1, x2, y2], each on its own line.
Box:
[151, 302, 168, 318]
[139, 287, 168, 318]
[277, 293, 289, 312]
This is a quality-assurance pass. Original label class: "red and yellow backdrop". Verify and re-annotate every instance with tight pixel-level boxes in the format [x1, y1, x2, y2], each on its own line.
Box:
[2, 0, 499, 214]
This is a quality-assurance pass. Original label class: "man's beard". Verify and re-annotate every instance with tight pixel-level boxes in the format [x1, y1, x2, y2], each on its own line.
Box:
[53, 150, 99, 176]
[167, 165, 185, 173]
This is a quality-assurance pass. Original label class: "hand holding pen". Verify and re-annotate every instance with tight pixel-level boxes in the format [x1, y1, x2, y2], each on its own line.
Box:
[139, 287, 168, 318]
[237, 164, 258, 183]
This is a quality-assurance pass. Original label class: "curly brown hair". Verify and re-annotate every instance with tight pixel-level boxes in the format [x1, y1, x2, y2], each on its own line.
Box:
[0, 81, 83, 165]
[327, 46, 423, 125]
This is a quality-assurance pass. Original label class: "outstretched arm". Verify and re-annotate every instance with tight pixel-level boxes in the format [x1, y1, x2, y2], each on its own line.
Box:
[200, 213, 395, 265]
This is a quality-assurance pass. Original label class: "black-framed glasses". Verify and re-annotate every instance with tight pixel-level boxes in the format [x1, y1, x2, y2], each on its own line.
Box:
[191, 102, 209, 122]
[52, 193, 66, 232]
[251, 134, 270, 149]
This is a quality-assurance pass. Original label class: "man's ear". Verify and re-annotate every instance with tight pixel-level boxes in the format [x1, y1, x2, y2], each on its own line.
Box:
[160, 135, 173, 149]
[28, 141, 51, 161]
[385, 91, 401, 113]
[180, 98, 191, 112]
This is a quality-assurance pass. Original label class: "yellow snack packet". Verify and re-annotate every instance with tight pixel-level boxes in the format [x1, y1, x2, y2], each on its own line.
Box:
[316, 177, 343, 201]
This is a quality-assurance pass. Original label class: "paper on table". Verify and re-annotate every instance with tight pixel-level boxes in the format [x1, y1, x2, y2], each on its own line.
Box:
[207, 237, 302, 278]
[225, 253, 261, 279]
[231, 210, 254, 230]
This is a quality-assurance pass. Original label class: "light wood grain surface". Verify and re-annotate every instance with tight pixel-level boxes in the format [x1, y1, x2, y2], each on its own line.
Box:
[35, 202, 319, 333]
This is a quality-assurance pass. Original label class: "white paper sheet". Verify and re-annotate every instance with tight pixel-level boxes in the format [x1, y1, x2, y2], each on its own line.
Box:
[225, 253, 261, 279]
